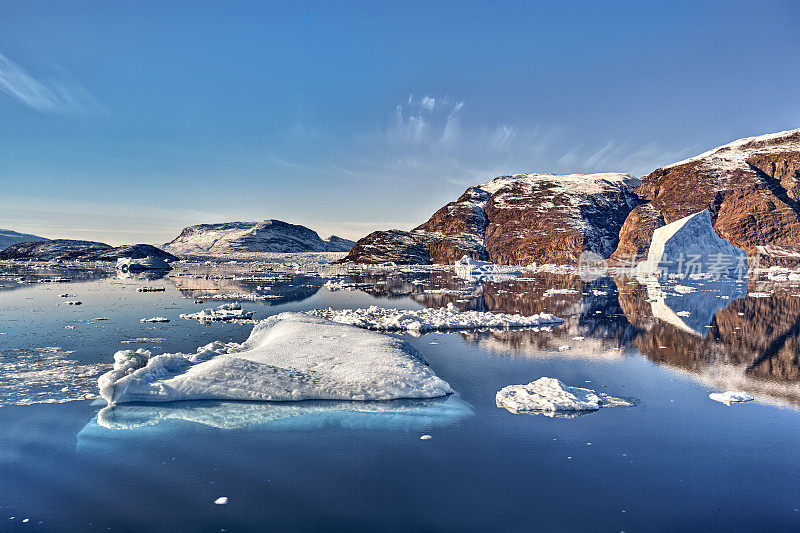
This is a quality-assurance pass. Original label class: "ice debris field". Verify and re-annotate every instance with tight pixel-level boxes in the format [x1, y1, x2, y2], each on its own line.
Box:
[307, 303, 563, 334]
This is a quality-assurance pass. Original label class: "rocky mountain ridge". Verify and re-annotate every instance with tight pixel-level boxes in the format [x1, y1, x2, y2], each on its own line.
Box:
[165, 219, 355, 257]
[0, 229, 48, 251]
[346, 128, 800, 266]
[344, 173, 641, 265]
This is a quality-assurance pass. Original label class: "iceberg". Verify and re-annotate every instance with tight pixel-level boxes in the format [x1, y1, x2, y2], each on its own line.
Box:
[709, 391, 754, 405]
[180, 302, 254, 322]
[98, 313, 453, 405]
[453, 255, 520, 282]
[637, 210, 747, 278]
[496, 377, 632, 417]
[307, 302, 563, 334]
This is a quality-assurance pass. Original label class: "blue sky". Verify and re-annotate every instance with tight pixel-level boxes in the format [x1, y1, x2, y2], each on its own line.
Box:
[1, 0, 799, 245]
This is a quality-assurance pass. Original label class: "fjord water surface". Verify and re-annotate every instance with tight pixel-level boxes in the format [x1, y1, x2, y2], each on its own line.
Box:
[1, 265, 798, 531]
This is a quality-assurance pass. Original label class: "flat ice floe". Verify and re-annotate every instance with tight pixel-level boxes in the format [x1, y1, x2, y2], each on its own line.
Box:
[98, 313, 453, 405]
[306, 303, 563, 334]
[496, 377, 632, 417]
[709, 391, 754, 405]
[180, 302, 254, 322]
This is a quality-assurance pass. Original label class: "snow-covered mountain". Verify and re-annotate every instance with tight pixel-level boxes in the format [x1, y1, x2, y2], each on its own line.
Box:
[344, 173, 640, 265]
[0, 239, 111, 261]
[0, 229, 48, 251]
[164, 220, 355, 257]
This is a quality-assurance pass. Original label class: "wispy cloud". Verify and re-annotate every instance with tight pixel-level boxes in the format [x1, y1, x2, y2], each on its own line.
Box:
[0, 52, 97, 113]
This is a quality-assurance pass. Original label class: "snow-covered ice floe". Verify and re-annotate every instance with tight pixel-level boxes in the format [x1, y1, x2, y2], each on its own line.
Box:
[496, 377, 633, 418]
[636, 210, 747, 278]
[453, 255, 520, 282]
[98, 313, 453, 405]
[180, 302, 254, 322]
[306, 302, 563, 335]
[709, 391, 754, 405]
[140, 317, 170, 323]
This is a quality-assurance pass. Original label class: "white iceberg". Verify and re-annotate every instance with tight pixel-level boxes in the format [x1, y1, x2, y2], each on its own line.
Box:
[180, 302, 254, 322]
[637, 210, 747, 278]
[709, 391, 754, 405]
[98, 313, 453, 405]
[140, 317, 170, 323]
[306, 302, 563, 334]
[453, 255, 520, 282]
[496, 377, 632, 417]
[117, 256, 171, 272]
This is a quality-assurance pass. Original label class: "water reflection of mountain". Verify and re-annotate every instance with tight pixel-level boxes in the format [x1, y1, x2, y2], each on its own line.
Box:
[168, 271, 324, 306]
[618, 280, 800, 398]
[359, 270, 800, 406]
[0, 263, 112, 292]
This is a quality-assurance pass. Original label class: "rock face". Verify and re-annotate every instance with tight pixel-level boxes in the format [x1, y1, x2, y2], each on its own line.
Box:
[614, 128, 800, 262]
[344, 173, 641, 265]
[0, 239, 111, 261]
[164, 220, 355, 256]
[0, 229, 48, 252]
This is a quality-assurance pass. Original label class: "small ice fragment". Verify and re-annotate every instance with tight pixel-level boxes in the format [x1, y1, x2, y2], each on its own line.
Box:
[141, 317, 170, 323]
[66, 301, 82, 305]
[214, 497, 228, 505]
[709, 391, 754, 405]
[557, 345, 571, 351]
[420, 434, 432, 440]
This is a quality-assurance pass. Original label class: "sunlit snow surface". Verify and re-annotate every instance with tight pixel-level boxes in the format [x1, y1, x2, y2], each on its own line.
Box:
[99, 313, 453, 404]
[0, 347, 108, 406]
[496, 377, 633, 418]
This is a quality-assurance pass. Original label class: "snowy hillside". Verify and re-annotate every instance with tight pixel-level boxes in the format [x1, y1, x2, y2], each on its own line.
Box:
[0, 229, 48, 251]
[164, 220, 355, 257]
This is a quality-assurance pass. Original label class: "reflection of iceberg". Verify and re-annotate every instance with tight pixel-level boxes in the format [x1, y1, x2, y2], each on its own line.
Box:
[646, 279, 747, 336]
[76, 395, 473, 449]
[90, 395, 473, 431]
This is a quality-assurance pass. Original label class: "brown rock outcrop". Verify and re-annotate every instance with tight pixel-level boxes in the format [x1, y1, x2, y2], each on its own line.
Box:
[343, 173, 641, 265]
[613, 128, 800, 261]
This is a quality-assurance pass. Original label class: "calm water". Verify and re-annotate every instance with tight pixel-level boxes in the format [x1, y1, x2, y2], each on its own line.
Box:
[1, 262, 799, 531]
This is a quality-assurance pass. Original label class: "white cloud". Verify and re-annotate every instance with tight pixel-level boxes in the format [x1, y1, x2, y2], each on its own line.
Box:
[420, 96, 436, 110]
[0, 52, 96, 113]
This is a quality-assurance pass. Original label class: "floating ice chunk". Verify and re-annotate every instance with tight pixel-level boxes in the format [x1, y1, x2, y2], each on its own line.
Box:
[137, 286, 166, 292]
[420, 434, 432, 440]
[674, 285, 697, 294]
[214, 497, 228, 505]
[323, 279, 371, 291]
[709, 391, 754, 405]
[543, 288, 580, 297]
[637, 210, 747, 278]
[66, 301, 82, 306]
[180, 302, 254, 322]
[98, 313, 453, 405]
[748, 291, 772, 298]
[140, 317, 170, 323]
[496, 377, 632, 417]
[306, 303, 562, 334]
[454, 255, 520, 282]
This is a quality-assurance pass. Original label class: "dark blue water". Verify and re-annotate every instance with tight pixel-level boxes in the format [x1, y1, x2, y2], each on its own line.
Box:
[1, 265, 799, 531]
